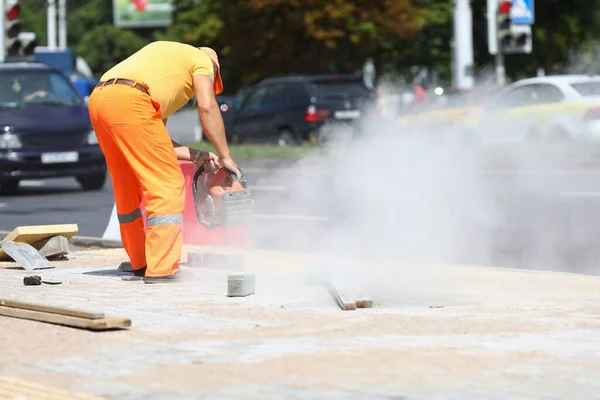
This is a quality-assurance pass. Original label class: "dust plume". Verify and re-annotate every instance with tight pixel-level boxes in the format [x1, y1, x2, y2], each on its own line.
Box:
[250, 79, 505, 302]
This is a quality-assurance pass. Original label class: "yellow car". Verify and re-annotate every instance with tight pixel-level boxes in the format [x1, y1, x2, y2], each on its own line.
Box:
[397, 88, 486, 136]
[461, 75, 600, 143]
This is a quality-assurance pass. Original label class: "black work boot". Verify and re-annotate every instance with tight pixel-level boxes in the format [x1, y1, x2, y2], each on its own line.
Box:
[120, 266, 146, 281]
[143, 270, 181, 284]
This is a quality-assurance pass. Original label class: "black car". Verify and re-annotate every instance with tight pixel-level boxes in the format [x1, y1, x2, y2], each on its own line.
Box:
[0, 62, 106, 194]
[228, 74, 375, 146]
[195, 94, 240, 142]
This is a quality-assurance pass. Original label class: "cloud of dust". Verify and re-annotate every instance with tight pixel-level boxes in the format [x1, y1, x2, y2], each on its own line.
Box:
[246, 59, 600, 303]
[249, 77, 509, 302]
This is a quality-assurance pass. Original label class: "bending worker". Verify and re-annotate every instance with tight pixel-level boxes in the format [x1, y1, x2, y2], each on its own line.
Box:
[88, 41, 241, 284]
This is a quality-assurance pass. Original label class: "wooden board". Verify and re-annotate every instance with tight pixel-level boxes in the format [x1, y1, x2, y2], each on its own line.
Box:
[355, 297, 374, 309]
[0, 299, 105, 319]
[0, 224, 78, 260]
[326, 281, 357, 311]
[325, 281, 374, 310]
[0, 306, 131, 331]
[0, 375, 109, 400]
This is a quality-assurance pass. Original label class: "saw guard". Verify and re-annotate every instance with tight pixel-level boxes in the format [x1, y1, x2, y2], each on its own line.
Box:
[192, 165, 254, 230]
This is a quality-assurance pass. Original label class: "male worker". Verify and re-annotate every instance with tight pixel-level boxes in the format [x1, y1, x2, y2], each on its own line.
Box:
[88, 41, 241, 284]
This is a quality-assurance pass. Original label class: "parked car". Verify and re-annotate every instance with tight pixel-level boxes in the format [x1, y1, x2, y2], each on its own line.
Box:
[397, 86, 500, 138]
[461, 74, 600, 143]
[0, 62, 106, 194]
[195, 94, 241, 142]
[227, 74, 375, 146]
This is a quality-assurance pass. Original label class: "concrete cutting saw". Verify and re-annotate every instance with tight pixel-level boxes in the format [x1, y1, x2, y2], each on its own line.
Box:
[192, 165, 255, 230]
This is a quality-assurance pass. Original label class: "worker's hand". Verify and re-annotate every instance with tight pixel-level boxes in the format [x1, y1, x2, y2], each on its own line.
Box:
[218, 157, 242, 180]
[195, 150, 220, 173]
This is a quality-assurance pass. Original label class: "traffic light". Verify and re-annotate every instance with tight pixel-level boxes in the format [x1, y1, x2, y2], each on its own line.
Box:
[496, 0, 512, 49]
[496, 0, 533, 54]
[3, 0, 22, 57]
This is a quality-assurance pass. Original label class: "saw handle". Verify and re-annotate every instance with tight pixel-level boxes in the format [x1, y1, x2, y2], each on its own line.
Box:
[193, 165, 246, 187]
[192, 165, 247, 230]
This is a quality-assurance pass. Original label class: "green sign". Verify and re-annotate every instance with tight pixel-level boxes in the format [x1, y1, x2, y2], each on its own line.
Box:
[113, 0, 173, 28]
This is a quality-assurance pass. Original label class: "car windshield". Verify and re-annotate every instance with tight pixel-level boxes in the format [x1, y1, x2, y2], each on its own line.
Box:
[569, 81, 600, 97]
[0, 70, 84, 108]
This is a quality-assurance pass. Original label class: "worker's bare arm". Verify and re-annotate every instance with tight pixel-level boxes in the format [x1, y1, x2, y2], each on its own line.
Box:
[193, 75, 230, 158]
[193, 74, 241, 178]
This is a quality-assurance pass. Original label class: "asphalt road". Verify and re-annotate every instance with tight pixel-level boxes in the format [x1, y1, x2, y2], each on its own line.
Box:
[3, 163, 600, 276]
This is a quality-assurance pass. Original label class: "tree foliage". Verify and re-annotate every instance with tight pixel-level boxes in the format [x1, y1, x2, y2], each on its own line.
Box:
[14, 0, 600, 91]
[166, 0, 425, 91]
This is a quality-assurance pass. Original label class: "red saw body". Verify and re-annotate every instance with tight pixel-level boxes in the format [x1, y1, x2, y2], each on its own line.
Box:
[192, 166, 254, 230]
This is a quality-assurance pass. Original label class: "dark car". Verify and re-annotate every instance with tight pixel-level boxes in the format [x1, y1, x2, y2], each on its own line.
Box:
[229, 74, 375, 146]
[193, 94, 240, 142]
[216, 94, 241, 133]
[0, 62, 106, 194]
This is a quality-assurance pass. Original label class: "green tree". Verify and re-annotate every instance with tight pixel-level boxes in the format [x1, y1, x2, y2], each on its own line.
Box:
[76, 25, 149, 76]
[166, 0, 425, 92]
[18, 0, 152, 77]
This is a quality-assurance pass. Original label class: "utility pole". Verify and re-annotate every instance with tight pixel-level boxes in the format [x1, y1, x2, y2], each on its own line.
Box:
[495, 17, 505, 86]
[452, 0, 474, 89]
[58, 0, 66, 49]
[0, 0, 5, 62]
[47, 0, 57, 50]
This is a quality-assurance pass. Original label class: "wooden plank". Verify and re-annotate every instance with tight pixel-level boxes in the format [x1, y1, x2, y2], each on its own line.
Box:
[355, 297, 374, 309]
[0, 224, 79, 260]
[0, 376, 109, 400]
[0, 299, 105, 319]
[326, 281, 356, 311]
[0, 306, 131, 331]
[2, 224, 79, 243]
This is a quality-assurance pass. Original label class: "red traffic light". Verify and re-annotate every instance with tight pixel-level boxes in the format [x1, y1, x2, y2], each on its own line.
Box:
[498, 1, 511, 14]
[6, 4, 21, 20]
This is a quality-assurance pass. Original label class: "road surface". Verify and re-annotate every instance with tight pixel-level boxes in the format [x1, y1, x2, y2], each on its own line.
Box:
[2, 108, 600, 274]
[3, 162, 600, 276]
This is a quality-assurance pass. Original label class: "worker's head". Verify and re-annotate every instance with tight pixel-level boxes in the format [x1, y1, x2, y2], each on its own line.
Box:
[198, 47, 223, 95]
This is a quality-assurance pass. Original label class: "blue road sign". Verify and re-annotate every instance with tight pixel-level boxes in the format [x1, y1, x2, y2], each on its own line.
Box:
[511, 0, 534, 25]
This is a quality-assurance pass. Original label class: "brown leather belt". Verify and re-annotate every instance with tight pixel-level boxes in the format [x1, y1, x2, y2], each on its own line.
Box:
[96, 78, 149, 95]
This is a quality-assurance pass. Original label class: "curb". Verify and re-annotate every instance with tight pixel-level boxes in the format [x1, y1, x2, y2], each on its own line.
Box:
[0, 230, 123, 249]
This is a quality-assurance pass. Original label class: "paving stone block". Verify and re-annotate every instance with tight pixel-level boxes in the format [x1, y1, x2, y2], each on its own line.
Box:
[30, 235, 69, 259]
[227, 271, 255, 297]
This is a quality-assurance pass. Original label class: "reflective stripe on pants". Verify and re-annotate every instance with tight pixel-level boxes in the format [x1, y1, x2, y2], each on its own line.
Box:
[89, 83, 185, 278]
[118, 208, 142, 224]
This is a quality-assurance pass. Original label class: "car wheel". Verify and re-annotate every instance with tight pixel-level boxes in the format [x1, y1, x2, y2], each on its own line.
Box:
[77, 171, 107, 191]
[0, 181, 19, 195]
[276, 129, 299, 147]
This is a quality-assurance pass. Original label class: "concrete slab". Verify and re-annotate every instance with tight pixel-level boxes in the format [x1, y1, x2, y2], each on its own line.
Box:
[1, 245, 600, 399]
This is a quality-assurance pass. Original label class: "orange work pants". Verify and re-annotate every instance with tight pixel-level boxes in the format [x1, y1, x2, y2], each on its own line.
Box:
[88, 81, 185, 278]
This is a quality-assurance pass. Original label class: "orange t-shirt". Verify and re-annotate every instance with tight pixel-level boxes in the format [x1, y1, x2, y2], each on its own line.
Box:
[100, 41, 214, 119]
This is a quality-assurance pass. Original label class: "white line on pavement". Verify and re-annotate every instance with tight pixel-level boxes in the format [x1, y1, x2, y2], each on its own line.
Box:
[20, 180, 46, 187]
[0, 203, 6, 209]
[252, 213, 330, 222]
